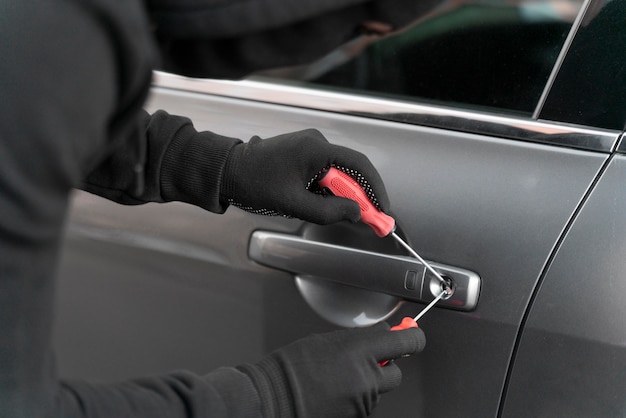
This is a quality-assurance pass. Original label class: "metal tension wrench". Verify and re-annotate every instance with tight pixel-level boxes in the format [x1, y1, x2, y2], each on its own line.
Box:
[317, 167, 453, 326]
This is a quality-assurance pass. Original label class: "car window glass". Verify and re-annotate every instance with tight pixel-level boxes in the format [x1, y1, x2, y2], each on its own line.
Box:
[539, 0, 626, 130]
[253, 0, 584, 117]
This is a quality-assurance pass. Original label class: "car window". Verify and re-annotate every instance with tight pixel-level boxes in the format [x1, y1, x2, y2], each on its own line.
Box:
[539, 0, 626, 130]
[254, 0, 584, 117]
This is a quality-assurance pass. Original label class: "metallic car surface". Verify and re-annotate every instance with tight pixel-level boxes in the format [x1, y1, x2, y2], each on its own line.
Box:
[55, 1, 625, 416]
[501, 153, 626, 416]
[59, 84, 609, 416]
[152, 72, 619, 153]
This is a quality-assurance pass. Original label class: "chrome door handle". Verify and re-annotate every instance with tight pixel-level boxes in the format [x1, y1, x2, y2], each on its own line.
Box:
[249, 230, 480, 310]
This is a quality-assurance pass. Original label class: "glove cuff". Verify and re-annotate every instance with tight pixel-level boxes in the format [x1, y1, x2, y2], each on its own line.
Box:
[237, 356, 296, 418]
[160, 123, 242, 213]
[219, 140, 244, 204]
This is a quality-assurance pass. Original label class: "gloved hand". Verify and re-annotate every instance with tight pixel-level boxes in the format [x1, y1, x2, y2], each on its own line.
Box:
[219, 129, 390, 224]
[237, 322, 426, 418]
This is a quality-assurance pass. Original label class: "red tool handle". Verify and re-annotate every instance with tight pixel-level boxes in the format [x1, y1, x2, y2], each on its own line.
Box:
[318, 167, 395, 237]
[379, 317, 419, 366]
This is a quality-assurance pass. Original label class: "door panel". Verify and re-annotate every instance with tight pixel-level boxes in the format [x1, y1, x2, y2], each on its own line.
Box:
[501, 154, 626, 417]
[56, 86, 607, 416]
[56, 193, 307, 379]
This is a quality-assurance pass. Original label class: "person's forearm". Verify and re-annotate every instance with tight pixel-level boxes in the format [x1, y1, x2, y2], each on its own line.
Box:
[81, 110, 241, 213]
[54, 368, 261, 418]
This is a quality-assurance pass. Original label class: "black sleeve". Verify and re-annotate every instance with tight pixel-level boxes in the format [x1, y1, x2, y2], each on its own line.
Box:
[0, 2, 259, 417]
[57, 368, 262, 418]
[81, 110, 243, 214]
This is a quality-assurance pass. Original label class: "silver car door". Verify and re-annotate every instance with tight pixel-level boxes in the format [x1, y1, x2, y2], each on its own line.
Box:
[55, 1, 620, 417]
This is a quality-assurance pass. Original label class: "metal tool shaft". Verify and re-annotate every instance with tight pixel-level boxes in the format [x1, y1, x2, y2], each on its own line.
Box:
[413, 290, 447, 322]
[391, 232, 446, 284]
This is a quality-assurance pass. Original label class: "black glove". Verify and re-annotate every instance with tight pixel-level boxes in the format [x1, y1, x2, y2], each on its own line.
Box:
[238, 323, 426, 418]
[220, 129, 390, 224]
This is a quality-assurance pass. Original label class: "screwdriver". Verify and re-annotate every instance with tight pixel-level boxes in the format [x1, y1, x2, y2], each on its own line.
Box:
[317, 166, 451, 363]
[317, 166, 448, 286]
[378, 289, 447, 366]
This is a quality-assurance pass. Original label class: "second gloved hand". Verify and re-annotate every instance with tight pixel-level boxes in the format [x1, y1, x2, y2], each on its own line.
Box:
[219, 129, 390, 224]
[238, 323, 426, 418]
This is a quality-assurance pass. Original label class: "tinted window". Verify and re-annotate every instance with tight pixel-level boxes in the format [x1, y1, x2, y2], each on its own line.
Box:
[540, 0, 626, 130]
[255, 0, 584, 116]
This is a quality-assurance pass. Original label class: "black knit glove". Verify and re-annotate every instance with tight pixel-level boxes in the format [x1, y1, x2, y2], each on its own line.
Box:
[238, 323, 426, 418]
[220, 129, 390, 224]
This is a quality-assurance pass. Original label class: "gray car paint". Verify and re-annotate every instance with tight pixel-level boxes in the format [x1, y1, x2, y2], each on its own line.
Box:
[501, 153, 626, 417]
[56, 85, 609, 417]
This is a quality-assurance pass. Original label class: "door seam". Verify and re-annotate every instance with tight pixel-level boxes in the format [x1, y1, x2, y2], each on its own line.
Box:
[496, 151, 615, 417]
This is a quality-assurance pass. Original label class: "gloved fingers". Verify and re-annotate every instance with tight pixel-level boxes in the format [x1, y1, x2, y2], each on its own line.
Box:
[377, 361, 404, 394]
[370, 327, 426, 363]
[221, 127, 392, 225]
[240, 322, 423, 418]
[291, 192, 361, 224]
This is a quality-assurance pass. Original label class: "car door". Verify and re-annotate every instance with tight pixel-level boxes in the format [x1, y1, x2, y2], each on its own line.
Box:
[500, 1, 626, 415]
[55, 1, 624, 417]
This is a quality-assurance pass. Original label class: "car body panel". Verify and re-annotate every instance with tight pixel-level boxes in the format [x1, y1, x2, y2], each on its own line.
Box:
[501, 153, 626, 417]
[151, 72, 619, 153]
[57, 85, 608, 416]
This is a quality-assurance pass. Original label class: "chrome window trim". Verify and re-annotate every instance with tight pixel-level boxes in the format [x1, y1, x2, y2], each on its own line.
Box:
[616, 133, 626, 154]
[153, 71, 620, 153]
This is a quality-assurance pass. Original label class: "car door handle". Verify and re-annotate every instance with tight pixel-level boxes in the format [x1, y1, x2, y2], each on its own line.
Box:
[249, 230, 480, 310]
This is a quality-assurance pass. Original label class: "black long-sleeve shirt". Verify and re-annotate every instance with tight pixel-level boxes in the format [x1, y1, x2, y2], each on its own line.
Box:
[0, 1, 436, 416]
[0, 1, 256, 414]
[0, 2, 256, 416]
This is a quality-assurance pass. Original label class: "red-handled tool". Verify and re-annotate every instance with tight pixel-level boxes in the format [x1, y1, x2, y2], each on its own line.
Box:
[318, 167, 452, 365]
[318, 167, 447, 285]
[378, 289, 447, 366]
[318, 167, 395, 237]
